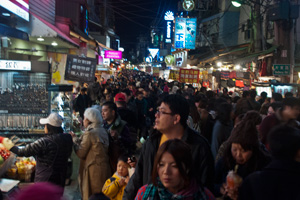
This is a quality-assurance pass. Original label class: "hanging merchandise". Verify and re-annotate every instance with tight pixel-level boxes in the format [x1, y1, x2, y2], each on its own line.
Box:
[260, 59, 267, 76]
[202, 81, 209, 88]
[244, 72, 250, 79]
[229, 71, 237, 79]
[236, 71, 244, 79]
[220, 71, 230, 79]
[227, 79, 236, 87]
[220, 80, 228, 88]
[235, 80, 245, 88]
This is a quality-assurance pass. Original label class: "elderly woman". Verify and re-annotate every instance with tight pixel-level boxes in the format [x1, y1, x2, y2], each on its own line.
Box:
[71, 107, 111, 200]
[135, 139, 214, 200]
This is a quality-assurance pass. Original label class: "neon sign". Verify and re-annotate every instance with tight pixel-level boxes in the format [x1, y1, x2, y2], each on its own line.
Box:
[164, 11, 174, 21]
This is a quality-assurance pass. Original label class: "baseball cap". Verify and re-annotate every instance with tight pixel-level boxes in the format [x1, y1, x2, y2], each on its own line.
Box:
[39, 113, 63, 127]
[115, 93, 126, 102]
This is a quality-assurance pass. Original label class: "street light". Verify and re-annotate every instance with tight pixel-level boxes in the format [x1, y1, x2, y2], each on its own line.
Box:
[231, 1, 242, 7]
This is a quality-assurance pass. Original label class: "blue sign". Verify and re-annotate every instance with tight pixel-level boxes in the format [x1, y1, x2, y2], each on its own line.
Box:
[164, 11, 174, 21]
[174, 18, 197, 49]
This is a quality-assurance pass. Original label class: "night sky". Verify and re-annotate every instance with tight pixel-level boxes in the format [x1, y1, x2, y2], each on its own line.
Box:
[113, 0, 177, 52]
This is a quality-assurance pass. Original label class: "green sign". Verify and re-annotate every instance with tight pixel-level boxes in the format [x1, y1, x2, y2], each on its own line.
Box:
[273, 64, 290, 75]
[165, 55, 174, 65]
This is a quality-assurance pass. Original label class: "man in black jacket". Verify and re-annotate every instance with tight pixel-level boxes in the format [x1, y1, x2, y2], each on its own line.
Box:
[123, 94, 214, 200]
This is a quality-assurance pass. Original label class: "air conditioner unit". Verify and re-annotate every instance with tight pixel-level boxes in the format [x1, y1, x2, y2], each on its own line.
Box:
[1, 37, 11, 48]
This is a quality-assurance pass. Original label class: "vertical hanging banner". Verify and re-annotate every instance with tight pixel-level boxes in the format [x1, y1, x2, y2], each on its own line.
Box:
[174, 18, 197, 49]
[164, 11, 174, 43]
[179, 68, 199, 83]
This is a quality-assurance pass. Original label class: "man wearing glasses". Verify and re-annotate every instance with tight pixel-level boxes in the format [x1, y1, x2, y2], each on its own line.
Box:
[123, 94, 214, 200]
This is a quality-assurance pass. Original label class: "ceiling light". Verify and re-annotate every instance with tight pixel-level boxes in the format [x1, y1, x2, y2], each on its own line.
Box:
[217, 62, 222, 67]
[2, 13, 10, 17]
[231, 1, 242, 7]
[235, 64, 241, 70]
[51, 42, 58, 46]
[37, 37, 44, 41]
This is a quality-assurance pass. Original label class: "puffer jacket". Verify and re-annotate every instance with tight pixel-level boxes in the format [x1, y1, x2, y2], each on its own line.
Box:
[102, 172, 127, 200]
[123, 127, 215, 200]
[10, 133, 73, 187]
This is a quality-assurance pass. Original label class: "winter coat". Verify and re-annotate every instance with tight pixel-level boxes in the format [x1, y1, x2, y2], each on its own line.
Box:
[10, 133, 73, 188]
[74, 123, 111, 200]
[103, 115, 133, 172]
[123, 127, 215, 200]
[102, 172, 127, 200]
[239, 159, 300, 200]
[259, 109, 300, 149]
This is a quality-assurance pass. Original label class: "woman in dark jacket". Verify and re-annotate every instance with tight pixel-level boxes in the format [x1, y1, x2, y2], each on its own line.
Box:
[9, 113, 73, 189]
[214, 111, 271, 200]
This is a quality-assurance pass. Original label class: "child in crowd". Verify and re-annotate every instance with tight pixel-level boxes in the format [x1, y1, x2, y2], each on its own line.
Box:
[102, 155, 135, 200]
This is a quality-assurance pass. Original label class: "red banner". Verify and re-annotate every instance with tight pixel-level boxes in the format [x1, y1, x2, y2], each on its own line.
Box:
[179, 68, 199, 83]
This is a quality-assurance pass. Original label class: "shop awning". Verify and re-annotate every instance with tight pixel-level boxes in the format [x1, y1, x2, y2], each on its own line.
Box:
[0, 24, 29, 41]
[29, 12, 79, 47]
[234, 46, 278, 63]
[198, 44, 249, 65]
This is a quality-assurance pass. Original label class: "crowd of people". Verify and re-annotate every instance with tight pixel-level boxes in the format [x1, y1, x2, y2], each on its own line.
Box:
[3, 69, 300, 200]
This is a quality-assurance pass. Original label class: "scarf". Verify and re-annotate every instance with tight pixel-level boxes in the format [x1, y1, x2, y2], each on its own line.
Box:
[142, 179, 207, 200]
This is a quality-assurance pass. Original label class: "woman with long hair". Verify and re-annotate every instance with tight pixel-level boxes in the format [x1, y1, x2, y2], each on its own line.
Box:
[135, 139, 214, 200]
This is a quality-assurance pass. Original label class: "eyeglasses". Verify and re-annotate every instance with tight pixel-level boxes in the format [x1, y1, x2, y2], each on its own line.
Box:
[156, 108, 174, 116]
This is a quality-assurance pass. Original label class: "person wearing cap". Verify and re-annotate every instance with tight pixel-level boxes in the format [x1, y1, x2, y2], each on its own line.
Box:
[115, 93, 138, 149]
[70, 107, 111, 200]
[8, 113, 73, 190]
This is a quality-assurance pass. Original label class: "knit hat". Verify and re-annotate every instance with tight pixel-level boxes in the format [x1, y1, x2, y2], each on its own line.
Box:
[115, 93, 126, 102]
[84, 107, 102, 124]
[39, 113, 63, 127]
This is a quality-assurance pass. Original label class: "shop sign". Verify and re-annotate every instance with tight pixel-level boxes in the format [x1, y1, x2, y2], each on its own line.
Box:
[0, 60, 31, 71]
[165, 20, 173, 43]
[273, 64, 290, 75]
[65, 55, 97, 83]
[176, 57, 183, 67]
[174, 18, 197, 49]
[164, 11, 174, 21]
[0, 0, 29, 21]
[179, 68, 199, 83]
[148, 48, 159, 59]
[104, 50, 122, 59]
[153, 67, 160, 77]
[165, 55, 174, 65]
[169, 70, 179, 80]
[183, 0, 195, 11]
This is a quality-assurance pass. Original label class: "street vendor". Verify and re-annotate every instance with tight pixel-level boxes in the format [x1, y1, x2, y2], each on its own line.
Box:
[3, 113, 73, 191]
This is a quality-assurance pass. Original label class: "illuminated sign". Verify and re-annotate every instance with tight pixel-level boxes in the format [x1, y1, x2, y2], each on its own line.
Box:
[104, 50, 122, 59]
[0, 60, 31, 71]
[0, 0, 29, 21]
[174, 18, 197, 49]
[165, 21, 173, 43]
[183, 0, 195, 11]
[145, 56, 152, 63]
[164, 11, 174, 21]
[148, 48, 159, 59]
[179, 68, 199, 83]
[165, 55, 174, 65]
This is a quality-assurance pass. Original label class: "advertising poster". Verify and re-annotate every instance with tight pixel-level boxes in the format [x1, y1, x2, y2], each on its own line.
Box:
[169, 70, 179, 81]
[153, 67, 160, 77]
[174, 18, 196, 49]
[179, 68, 199, 83]
[65, 55, 97, 83]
